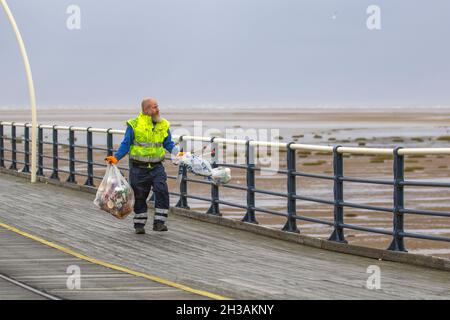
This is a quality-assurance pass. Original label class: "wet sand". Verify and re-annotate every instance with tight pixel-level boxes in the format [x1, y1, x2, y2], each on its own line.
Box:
[1, 107, 450, 258]
[2, 107, 450, 147]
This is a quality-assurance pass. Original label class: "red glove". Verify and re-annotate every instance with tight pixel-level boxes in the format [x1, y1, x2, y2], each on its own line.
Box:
[105, 156, 118, 164]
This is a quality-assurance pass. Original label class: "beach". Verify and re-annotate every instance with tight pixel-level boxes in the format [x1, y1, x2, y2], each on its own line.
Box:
[1, 107, 450, 258]
[2, 106, 450, 145]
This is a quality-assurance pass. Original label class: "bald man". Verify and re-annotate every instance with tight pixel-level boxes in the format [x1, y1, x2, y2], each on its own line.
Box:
[106, 98, 179, 234]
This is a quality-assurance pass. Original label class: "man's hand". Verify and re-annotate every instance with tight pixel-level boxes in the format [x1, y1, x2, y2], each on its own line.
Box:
[105, 156, 118, 164]
[171, 151, 185, 165]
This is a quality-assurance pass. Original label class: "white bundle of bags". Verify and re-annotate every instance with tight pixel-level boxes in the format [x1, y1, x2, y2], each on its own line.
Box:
[176, 152, 231, 185]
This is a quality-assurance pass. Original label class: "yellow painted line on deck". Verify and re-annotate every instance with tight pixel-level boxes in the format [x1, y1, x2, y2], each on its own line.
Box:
[0, 221, 231, 300]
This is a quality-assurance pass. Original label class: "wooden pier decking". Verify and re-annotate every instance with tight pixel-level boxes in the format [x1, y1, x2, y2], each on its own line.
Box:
[0, 173, 449, 299]
[0, 227, 208, 300]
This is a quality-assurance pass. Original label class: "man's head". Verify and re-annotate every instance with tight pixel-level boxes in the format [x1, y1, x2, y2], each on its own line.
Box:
[141, 97, 161, 121]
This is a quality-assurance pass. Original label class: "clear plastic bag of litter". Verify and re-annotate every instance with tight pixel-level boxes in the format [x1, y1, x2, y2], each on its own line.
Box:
[177, 153, 231, 185]
[210, 167, 231, 185]
[94, 163, 135, 219]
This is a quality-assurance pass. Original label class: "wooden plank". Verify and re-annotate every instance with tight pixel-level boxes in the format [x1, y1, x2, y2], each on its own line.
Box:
[0, 278, 47, 300]
[0, 227, 207, 300]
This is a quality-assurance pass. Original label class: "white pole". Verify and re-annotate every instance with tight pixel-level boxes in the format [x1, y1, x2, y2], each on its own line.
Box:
[1, 0, 37, 183]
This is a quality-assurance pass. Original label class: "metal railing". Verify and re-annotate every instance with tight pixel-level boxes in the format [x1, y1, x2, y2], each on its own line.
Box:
[1, 121, 450, 252]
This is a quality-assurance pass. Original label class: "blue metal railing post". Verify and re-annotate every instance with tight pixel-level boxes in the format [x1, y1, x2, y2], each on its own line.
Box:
[283, 143, 299, 232]
[9, 123, 17, 171]
[84, 127, 94, 187]
[207, 138, 221, 215]
[37, 126, 44, 176]
[0, 123, 4, 168]
[66, 127, 76, 183]
[50, 125, 59, 180]
[388, 147, 407, 252]
[329, 146, 347, 243]
[176, 137, 189, 209]
[242, 140, 258, 224]
[22, 123, 30, 173]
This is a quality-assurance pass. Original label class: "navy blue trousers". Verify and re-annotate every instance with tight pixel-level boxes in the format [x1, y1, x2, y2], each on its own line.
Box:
[129, 164, 169, 227]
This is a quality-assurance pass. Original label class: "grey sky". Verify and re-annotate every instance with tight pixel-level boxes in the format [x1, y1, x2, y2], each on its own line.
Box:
[1, 0, 449, 109]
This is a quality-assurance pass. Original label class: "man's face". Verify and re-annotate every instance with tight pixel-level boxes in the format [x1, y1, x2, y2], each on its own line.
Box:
[144, 100, 159, 117]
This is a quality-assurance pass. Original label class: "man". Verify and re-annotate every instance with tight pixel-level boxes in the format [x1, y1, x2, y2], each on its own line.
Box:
[105, 98, 179, 234]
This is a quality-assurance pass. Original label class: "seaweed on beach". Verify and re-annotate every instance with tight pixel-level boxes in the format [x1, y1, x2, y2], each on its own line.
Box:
[297, 151, 312, 158]
[370, 154, 393, 163]
[315, 151, 332, 156]
[437, 135, 450, 141]
[302, 160, 327, 166]
[408, 154, 426, 158]
[404, 166, 425, 172]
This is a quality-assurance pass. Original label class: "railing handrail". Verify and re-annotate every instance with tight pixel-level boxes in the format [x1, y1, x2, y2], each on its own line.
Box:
[1, 120, 450, 254]
[2, 121, 450, 155]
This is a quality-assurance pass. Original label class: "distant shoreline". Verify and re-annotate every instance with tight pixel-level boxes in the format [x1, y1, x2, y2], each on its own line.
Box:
[2, 105, 450, 113]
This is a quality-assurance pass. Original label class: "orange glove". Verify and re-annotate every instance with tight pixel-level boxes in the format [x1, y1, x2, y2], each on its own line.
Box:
[176, 152, 185, 157]
[105, 156, 118, 164]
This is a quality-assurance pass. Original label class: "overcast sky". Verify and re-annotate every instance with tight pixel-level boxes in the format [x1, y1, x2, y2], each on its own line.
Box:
[1, 0, 449, 109]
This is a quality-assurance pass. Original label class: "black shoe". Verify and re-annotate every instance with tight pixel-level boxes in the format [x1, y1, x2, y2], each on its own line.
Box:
[153, 222, 168, 232]
[135, 226, 146, 234]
